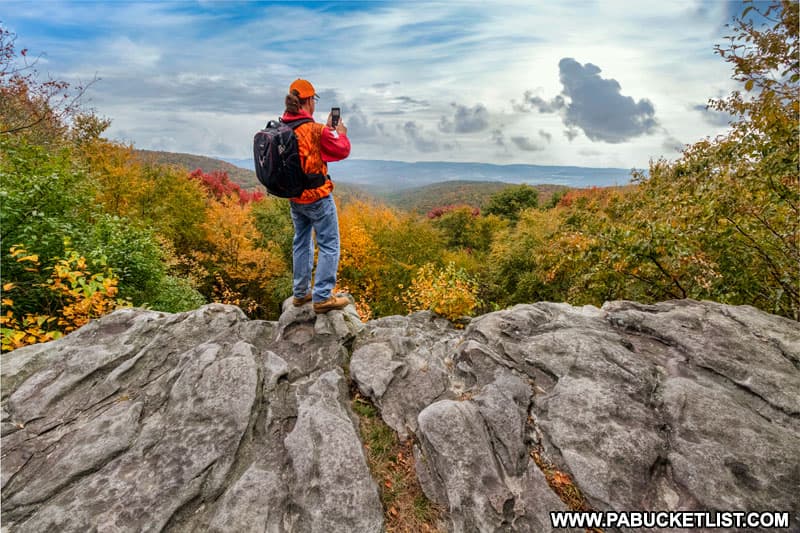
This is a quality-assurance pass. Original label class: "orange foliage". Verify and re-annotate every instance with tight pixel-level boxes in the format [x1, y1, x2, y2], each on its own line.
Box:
[530, 448, 598, 529]
[196, 195, 285, 316]
[557, 185, 630, 209]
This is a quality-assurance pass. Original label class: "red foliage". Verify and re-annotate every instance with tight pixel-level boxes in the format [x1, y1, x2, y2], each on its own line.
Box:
[188, 169, 264, 205]
[427, 204, 481, 219]
[557, 186, 610, 208]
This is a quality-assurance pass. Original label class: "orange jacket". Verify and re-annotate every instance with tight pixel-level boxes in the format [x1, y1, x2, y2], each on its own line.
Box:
[281, 110, 351, 204]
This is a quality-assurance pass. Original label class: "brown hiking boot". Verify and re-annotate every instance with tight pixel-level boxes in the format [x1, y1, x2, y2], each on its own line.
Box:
[313, 295, 349, 314]
[292, 293, 312, 307]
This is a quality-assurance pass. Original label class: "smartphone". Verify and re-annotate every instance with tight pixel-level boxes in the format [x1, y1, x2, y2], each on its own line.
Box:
[331, 107, 341, 128]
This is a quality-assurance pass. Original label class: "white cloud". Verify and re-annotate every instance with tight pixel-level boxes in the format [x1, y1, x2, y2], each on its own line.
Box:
[2, 0, 744, 167]
[107, 37, 161, 68]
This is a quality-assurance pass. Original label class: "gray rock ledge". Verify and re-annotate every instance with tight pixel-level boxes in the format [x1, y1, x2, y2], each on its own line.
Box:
[2, 299, 798, 532]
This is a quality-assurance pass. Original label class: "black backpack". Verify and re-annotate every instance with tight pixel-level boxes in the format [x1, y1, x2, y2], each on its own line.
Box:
[253, 118, 327, 198]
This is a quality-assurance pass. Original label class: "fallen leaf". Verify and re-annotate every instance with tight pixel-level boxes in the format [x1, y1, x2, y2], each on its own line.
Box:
[552, 471, 572, 486]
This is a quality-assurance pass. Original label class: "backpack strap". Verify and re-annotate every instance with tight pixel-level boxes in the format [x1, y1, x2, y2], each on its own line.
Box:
[278, 117, 328, 190]
[278, 117, 314, 129]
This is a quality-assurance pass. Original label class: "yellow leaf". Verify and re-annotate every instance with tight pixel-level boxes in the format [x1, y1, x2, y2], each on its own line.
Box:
[2, 283, 15, 291]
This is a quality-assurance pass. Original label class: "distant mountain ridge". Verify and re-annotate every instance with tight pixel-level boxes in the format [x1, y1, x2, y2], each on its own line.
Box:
[137, 149, 636, 212]
[383, 181, 570, 214]
[144, 149, 637, 193]
[222, 157, 637, 191]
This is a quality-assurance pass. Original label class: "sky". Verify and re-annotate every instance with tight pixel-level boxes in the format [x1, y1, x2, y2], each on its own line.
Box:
[2, 0, 759, 169]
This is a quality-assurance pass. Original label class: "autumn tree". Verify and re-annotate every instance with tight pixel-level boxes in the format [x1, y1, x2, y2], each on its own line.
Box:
[188, 168, 264, 205]
[371, 206, 448, 316]
[427, 204, 503, 253]
[488, 207, 571, 307]
[707, 0, 799, 316]
[251, 197, 294, 286]
[195, 195, 287, 318]
[401, 262, 480, 322]
[338, 200, 398, 317]
[1, 244, 128, 351]
[484, 184, 539, 222]
[337, 199, 446, 317]
[82, 141, 209, 254]
[489, 1, 799, 319]
[0, 26, 95, 144]
[1, 29, 207, 341]
[613, 0, 799, 317]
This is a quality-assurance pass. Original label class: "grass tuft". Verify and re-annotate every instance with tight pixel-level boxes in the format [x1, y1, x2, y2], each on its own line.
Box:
[351, 392, 445, 533]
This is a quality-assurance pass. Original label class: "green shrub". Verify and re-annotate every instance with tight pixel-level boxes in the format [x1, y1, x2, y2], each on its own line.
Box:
[149, 275, 206, 313]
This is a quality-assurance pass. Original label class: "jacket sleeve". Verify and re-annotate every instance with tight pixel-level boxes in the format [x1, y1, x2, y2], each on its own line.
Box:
[320, 127, 351, 163]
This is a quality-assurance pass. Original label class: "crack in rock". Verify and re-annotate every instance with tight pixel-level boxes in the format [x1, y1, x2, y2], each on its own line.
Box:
[2, 299, 798, 532]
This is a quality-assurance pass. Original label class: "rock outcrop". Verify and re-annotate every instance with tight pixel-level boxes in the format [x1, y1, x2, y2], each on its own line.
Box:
[2, 299, 799, 532]
[352, 301, 800, 531]
[1, 301, 382, 532]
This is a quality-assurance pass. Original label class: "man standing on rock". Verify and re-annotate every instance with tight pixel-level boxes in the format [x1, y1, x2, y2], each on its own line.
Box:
[283, 79, 351, 314]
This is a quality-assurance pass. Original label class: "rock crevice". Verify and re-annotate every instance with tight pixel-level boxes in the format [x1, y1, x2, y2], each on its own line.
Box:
[2, 299, 798, 532]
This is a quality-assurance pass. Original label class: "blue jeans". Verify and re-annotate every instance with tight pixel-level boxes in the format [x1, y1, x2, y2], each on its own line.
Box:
[290, 194, 340, 302]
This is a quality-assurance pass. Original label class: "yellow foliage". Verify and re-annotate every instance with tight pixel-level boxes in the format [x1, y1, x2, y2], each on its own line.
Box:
[81, 140, 146, 216]
[401, 262, 479, 323]
[211, 272, 259, 316]
[80, 140, 209, 251]
[338, 200, 403, 307]
[1, 245, 129, 352]
[339, 199, 397, 272]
